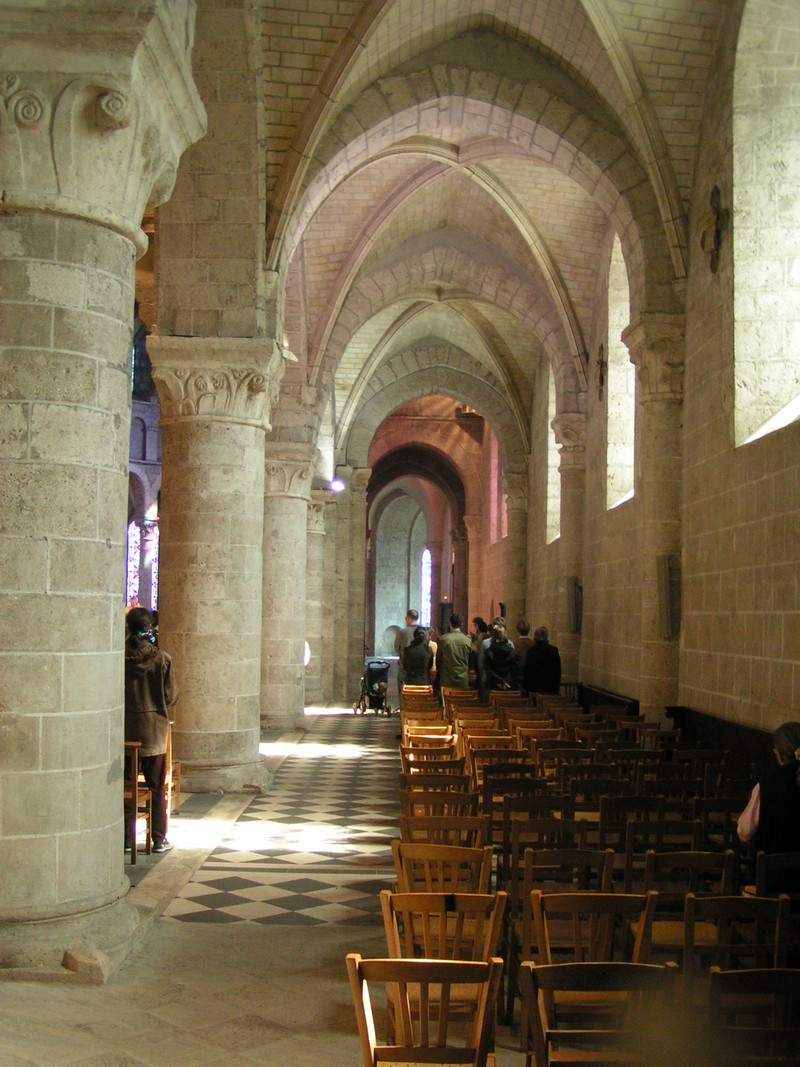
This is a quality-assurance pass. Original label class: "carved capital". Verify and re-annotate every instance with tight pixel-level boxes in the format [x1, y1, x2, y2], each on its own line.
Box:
[307, 499, 328, 536]
[0, 4, 205, 253]
[463, 514, 482, 542]
[502, 472, 528, 509]
[264, 443, 316, 499]
[348, 467, 372, 497]
[622, 313, 685, 402]
[149, 337, 288, 430]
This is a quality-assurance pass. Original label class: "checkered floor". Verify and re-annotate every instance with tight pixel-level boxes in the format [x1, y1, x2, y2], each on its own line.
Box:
[164, 711, 400, 925]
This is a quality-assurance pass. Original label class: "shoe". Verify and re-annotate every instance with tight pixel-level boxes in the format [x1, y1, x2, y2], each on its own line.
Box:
[152, 840, 173, 853]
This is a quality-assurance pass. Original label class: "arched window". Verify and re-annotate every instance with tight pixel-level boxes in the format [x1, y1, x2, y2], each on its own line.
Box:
[734, 0, 800, 444]
[419, 548, 432, 627]
[607, 235, 635, 507]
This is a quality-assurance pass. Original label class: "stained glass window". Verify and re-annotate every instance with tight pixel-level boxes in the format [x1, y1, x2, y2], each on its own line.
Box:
[126, 520, 141, 603]
[420, 547, 432, 627]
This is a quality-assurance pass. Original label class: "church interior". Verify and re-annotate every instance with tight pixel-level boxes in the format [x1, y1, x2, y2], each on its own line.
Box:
[1, 0, 799, 1058]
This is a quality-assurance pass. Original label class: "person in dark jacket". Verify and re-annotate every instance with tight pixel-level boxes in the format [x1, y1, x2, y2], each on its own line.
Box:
[484, 623, 519, 691]
[125, 607, 179, 853]
[402, 626, 433, 686]
[522, 625, 561, 695]
[738, 722, 800, 853]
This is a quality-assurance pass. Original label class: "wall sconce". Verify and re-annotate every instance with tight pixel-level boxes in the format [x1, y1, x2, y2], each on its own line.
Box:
[699, 185, 729, 273]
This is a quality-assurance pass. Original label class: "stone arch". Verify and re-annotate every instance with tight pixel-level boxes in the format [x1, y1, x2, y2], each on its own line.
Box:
[343, 346, 527, 474]
[312, 220, 580, 398]
[322, 240, 574, 413]
[285, 36, 677, 322]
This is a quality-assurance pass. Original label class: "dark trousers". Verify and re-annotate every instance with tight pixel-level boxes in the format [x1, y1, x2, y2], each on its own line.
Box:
[140, 752, 169, 844]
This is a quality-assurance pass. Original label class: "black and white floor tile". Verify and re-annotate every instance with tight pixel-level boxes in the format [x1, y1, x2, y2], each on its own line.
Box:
[164, 711, 400, 925]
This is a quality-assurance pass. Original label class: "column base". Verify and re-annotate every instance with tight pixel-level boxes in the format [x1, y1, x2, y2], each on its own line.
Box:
[0, 893, 143, 985]
[181, 757, 273, 794]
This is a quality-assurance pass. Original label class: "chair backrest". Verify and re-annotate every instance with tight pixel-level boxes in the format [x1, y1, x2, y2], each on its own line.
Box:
[754, 850, 800, 897]
[346, 952, 503, 1067]
[399, 771, 472, 792]
[506, 817, 589, 905]
[643, 848, 737, 912]
[598, 794, 668, 851]
[399, 814, 490, 848]
[530, 889, 658, 965]
[380, 889, 507, 961]
[708, 966, 800, 1065]
[519, 960, 677, 1067]
[399, 789, 480, 818]
[392, 839, 493, 893]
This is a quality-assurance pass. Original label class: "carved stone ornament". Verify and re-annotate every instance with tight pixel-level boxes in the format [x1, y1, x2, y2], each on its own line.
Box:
[502, 471, 528, 507]
[157, 366, 269, 423]
[0, 74, 46, 127]
[95, 87, 132, 130]
[307, 500, 327, 536]
[552, 412, 587, 451]
[264, 447, 315, 499]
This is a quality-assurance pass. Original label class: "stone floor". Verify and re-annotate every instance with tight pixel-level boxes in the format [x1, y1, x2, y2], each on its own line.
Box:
[0, 706, 524, 1066]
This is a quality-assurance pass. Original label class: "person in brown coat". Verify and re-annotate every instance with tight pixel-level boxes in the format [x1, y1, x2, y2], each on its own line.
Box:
[125, 607, 179, 852]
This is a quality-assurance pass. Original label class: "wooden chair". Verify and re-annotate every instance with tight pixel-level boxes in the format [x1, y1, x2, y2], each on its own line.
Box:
[635, 848, 737, 962]
[519, 960, 677, 1067]
[707, 966, 800, 1066]
[503, 848, 615, 1025]
[392, 839, 493, 893]
[743, 851, 800, 957]
[399, 814, 491, 848]
[682, 893, 790, 1004]
[691, 795, 746, 853]
[481, 769, 545, 852]
[530, 890, 657, 967]
[380, 889, 508, 1041]
[123, 740, 152, 863]
[401, 749, 465, 777]
[470, 745, 529, 789]
[623, 818, 704, 892]
[597, 794, 669, 855]
[498, 793, 575, 889]
[346, 952, 503, 1067]
[400, 789, 481, 818]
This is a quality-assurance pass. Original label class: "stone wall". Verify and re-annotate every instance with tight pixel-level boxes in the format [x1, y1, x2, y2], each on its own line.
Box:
[680, 0, 800, 730]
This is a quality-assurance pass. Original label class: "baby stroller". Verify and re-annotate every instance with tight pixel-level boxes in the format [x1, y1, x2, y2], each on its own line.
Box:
[353, 658, 392, 715]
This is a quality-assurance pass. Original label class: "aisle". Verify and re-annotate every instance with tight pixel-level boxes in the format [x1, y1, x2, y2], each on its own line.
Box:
[164, 710, 400, 925]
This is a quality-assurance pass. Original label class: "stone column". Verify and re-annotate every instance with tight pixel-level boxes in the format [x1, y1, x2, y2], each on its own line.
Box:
[451, 523, 469, 621]
[503, 470, 529, 630]
[553, 414, 587, 685]
[332, 467, 371, 700]
[623, 314, 684, 721]
[261, 443, 316, 730]
[428, 539, 444, 624]
[305, 491, 333, 704]
[463, 514, 483, 622]
[321, 491, 339, 702]
[149, 338, 284, 791]
[0, 3, 204, 974]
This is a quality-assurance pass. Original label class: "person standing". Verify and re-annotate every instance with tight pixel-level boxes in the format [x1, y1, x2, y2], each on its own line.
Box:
[394, 608, 420, 694]
[124, 606, 179, 853]
[402, 626, 434, 686]
[522, 625, 561, 696]
[513, 619, 534, 664]
[484, 623, 519, 691]
[437, 613, 473, 691]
